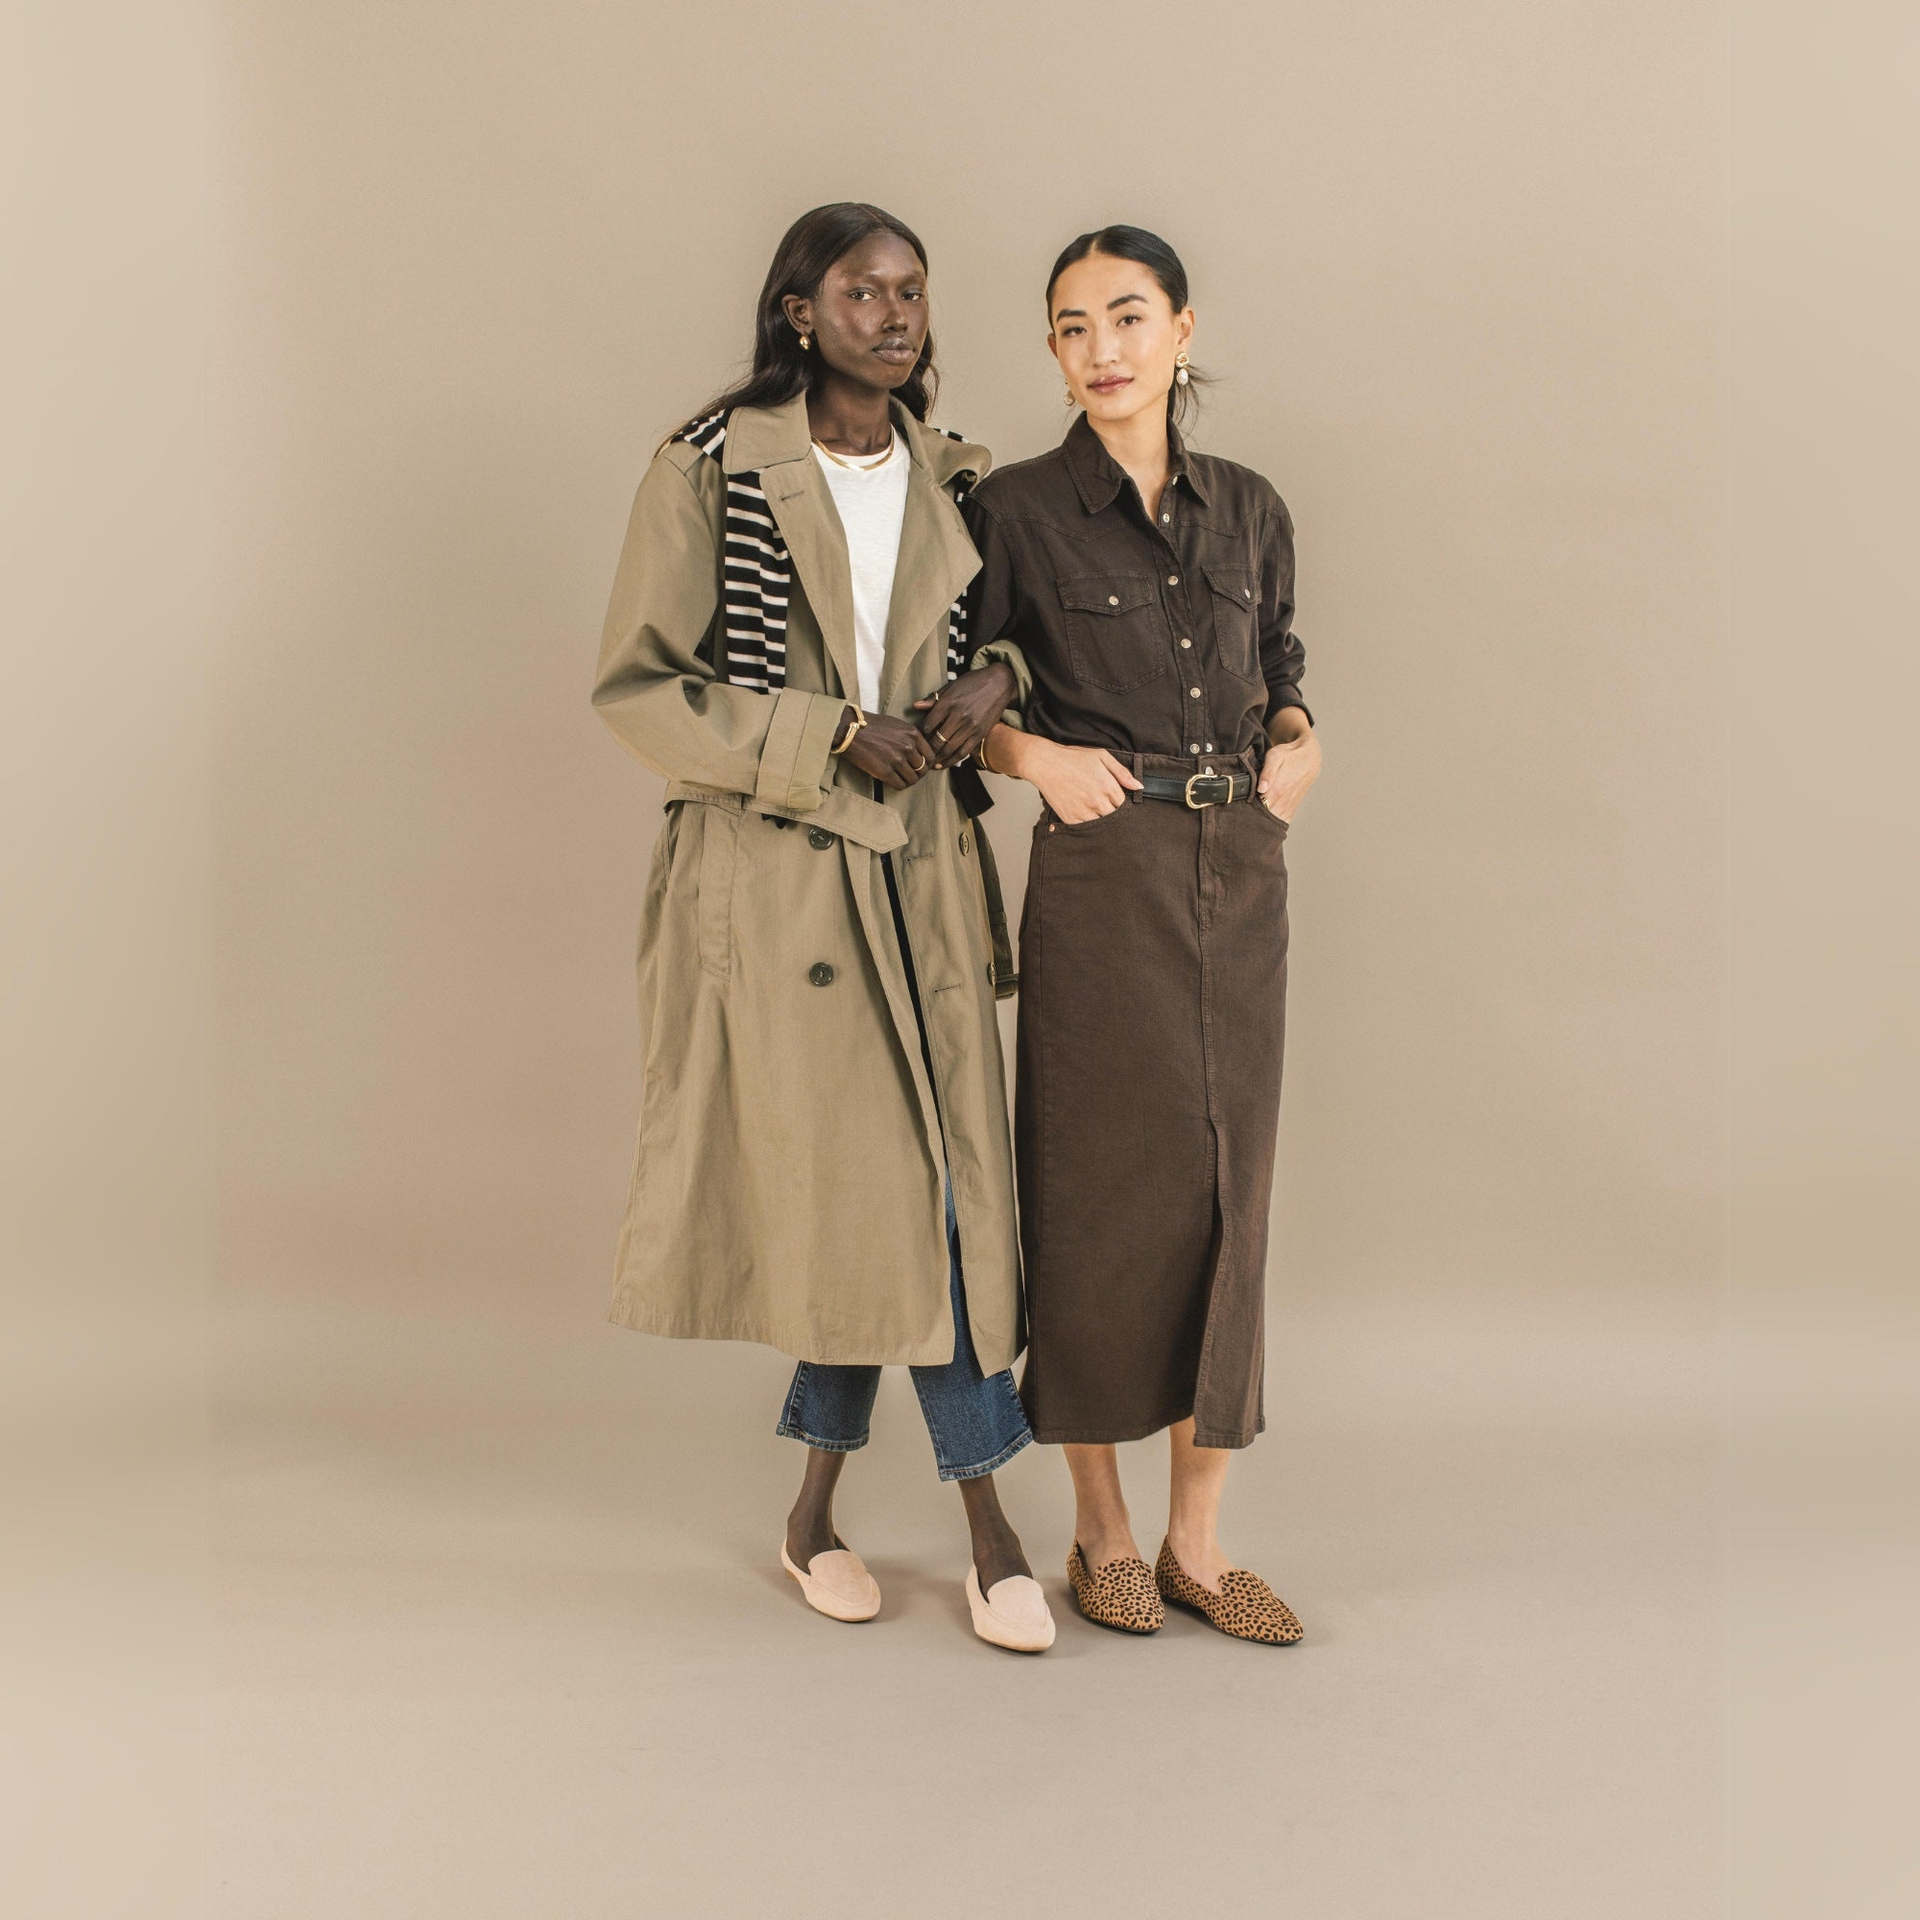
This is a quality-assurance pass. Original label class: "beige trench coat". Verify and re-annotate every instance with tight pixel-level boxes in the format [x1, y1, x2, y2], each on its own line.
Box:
[592, 393, 1023, 1370]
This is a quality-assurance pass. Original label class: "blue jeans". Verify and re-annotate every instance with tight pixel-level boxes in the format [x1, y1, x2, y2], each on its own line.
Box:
[777, 1184, 1032, 1481]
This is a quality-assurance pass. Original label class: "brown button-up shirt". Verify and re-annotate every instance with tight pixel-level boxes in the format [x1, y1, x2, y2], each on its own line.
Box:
[965, 413, 1308, 759]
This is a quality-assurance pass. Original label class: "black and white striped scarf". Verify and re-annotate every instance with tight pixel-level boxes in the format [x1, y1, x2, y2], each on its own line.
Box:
[670, 409, 974, 695]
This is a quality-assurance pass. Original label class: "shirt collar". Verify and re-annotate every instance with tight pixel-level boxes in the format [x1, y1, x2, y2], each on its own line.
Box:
[1061, 410, 1210, 513]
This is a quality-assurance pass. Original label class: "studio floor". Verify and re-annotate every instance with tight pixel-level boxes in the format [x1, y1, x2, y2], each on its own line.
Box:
[213, 1243, 1715, 1919]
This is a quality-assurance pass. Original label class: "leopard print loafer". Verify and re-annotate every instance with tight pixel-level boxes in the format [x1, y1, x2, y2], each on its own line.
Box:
[1155, 1539, 1303, 1645]
[1066, 1542, 1164, 1634]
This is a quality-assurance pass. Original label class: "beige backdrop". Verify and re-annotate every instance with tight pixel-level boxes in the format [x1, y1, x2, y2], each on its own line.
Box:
[210, 2, 1724, 1915]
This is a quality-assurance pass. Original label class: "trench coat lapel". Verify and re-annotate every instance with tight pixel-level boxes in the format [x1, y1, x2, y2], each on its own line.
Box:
[877, 420, 982, 712]
[724, 395, 860, 704]
[761, 461, 861, 704]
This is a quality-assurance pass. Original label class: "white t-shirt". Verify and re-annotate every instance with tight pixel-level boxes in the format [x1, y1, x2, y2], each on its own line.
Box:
[813, 433, 910, 712]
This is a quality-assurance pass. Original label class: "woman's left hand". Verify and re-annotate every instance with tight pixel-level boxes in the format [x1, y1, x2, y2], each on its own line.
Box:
[1257, 715, 1321, 821]
[913, 661, 1017, 768]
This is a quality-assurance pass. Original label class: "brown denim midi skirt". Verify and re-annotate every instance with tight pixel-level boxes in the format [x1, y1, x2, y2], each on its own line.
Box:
[1014, 749, 1291, 1450]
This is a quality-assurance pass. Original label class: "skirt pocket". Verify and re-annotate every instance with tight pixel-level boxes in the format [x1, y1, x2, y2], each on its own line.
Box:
[1039, 799, 1136, 839]
[1249, 793, 1291, 837]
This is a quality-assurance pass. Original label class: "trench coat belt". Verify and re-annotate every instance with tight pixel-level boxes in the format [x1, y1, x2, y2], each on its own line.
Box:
[663, 778, 906, 852]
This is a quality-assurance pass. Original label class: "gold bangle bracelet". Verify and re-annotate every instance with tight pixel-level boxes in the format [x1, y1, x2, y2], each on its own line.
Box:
[831, 709, 866, 756]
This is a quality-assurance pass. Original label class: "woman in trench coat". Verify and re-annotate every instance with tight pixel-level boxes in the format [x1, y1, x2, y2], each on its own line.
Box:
[591, 203, 1053, 1652]
[969, 226, 1322, 1645]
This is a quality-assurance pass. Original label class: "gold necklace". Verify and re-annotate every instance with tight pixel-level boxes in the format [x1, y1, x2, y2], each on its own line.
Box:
[812, 433, 895, 471]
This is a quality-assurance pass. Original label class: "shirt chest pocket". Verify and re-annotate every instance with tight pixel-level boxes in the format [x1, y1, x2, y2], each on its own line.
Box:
[1204, 563, 1262, 686]
[1059, 573, 1169, 693]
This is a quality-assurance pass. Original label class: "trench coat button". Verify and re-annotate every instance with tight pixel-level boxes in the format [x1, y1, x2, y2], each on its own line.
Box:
[958, 827, 972, 855]
[807, 826, 834, 850]
[808, 962, 835, 987]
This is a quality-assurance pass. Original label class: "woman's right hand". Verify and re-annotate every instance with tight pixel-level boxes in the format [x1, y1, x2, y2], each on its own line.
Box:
[1018, 736, 1143, 824]
[835, 708, 937, 789]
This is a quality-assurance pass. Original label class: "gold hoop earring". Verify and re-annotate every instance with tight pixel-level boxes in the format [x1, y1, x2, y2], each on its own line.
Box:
[1174, 350, 1191, 388]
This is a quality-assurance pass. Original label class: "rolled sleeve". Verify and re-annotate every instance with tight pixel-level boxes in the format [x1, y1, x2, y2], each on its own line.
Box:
[1258, 500, 1312, 731]
[755, 686, 849, 810]
[592, 450, 846, 806]
[968, 638, 1031, 730]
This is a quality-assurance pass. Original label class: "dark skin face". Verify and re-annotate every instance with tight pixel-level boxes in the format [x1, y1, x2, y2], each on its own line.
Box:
[786, 233, 1014, 778]
[783, 231, 929, 455]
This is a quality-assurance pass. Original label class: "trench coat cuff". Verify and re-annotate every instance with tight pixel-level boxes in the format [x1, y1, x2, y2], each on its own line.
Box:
[969, 640, 1031, 726]
[756, 688, 847, 812]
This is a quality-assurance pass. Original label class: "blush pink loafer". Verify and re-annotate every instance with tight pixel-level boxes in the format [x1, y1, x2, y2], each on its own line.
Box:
[965, 1565, 1056, 1653]
[780, 1540, 881, 1622]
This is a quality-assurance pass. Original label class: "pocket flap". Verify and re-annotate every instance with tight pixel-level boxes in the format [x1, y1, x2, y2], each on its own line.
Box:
[1059, 573, 1156, 615]
[1204, 562, 1258, 605]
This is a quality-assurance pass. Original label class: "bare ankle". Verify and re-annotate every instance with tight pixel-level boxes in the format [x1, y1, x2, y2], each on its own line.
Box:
[1076, 1520, 1141, 1568]
[1165, 1525, 1232, 1588]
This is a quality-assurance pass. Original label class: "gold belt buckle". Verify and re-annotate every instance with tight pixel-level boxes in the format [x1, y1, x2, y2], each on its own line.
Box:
[1184, 772, 1233, 809]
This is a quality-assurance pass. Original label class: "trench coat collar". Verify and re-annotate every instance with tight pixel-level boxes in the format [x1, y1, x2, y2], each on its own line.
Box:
[729, 393, 987, 713]
[722, 390, 986, 484]
[1062, 410, 1209, 514]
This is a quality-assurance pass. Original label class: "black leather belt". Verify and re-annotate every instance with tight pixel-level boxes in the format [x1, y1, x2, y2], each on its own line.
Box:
[1137, 770, 1255, 809]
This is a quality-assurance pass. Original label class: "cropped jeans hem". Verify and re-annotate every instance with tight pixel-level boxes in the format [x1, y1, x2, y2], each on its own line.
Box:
[934, 1427, 1033, 1483]
[774, 1181, 1032, 1481]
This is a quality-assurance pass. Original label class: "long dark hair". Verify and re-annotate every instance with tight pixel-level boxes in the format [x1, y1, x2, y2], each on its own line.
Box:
[1045, 223, 1209, 429]
[688, 202, 939, 428]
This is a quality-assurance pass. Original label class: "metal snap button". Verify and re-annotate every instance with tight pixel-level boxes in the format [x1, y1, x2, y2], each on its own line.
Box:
[1243, 587, 1252, 598]
[1167, 574, 1179, 585]
[808, 962, 835, 987]
[806, 826, 834, 850]
[1179, 637, 1192, 648]
[1189, 687, 1202, 698]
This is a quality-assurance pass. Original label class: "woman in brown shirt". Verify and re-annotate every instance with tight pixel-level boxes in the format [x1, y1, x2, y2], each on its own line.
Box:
[958, 226, 1321, 1643]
